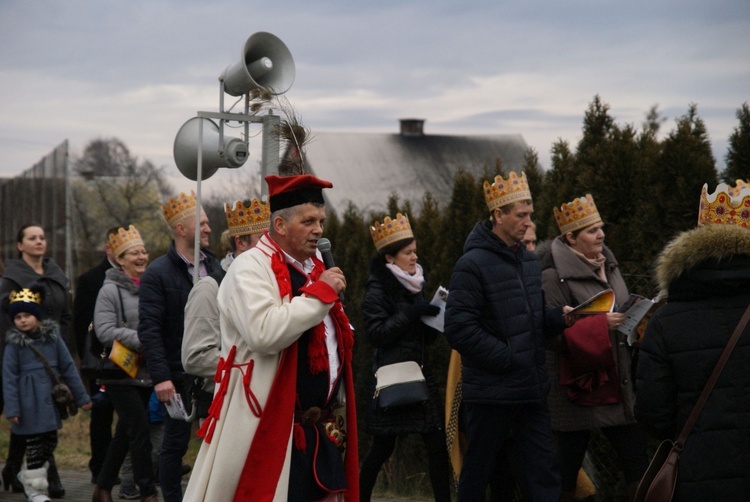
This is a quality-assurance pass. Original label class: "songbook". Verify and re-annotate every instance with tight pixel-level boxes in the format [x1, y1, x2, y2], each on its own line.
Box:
[421, 286, 449, 332]
[567, 289, 615, 316]
[108, 339, 140, 378]
[617, 294, 664, 346]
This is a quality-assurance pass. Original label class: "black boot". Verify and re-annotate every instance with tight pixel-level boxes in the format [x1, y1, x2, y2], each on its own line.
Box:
[47, 454, 65, 498]
[1, 432, 25, 493]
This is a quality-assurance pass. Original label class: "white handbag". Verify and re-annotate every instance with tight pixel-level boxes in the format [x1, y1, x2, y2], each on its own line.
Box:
[373, 361, 429, 409]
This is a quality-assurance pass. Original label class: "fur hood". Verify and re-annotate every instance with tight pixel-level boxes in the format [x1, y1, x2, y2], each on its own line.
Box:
[655, 224, 750, 296]
[5, 320, 60, 347]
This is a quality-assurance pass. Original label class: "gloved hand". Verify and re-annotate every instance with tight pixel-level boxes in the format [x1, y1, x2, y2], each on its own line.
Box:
[406, 300, 441, 321]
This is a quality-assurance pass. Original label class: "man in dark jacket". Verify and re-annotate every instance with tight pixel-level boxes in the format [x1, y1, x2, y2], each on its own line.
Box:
[445, 172, 570, 501]
[73, 227, 118, 483]
[138, 191, 220, 502]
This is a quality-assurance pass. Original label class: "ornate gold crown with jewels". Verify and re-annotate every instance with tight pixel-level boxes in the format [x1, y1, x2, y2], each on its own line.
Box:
[108, 225, 144, 257]
[370, 213, 414, 251]
[162, 191, 197, 225]
[483, 171, 531, 212]
[698, 181, 750, 227]
[9, 288, 42, 305]
[224, 198, 271, 236]
[554, 194, 603, 234]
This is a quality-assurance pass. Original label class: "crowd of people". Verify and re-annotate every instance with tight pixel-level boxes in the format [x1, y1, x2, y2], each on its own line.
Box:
[0, 170, 748, 502]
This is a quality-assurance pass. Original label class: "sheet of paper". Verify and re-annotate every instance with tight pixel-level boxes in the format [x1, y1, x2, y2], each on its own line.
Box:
[618, 297, 656, 345]
[164, 393, 190, 421]
[421, 286, 449, 332]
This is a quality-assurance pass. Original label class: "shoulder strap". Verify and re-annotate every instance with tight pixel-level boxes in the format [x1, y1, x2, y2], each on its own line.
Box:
[27, 342, 61, 385]
[675, 303, 750, 447]
[116, 285, 125, 327]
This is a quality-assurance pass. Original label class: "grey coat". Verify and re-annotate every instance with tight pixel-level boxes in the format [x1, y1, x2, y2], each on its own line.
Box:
[93, 268, 151, 386]
[539, 236, 635, 431]
[2, 320, 90, 435]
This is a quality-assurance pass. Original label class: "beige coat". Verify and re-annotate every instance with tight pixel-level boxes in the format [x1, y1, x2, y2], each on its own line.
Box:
[183, 235, 338, 501]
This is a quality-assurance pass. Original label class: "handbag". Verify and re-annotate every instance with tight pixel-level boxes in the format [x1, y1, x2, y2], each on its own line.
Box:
[373, 361, 429, 409]
[27, 344, 78, 420]
[634, 303, 750, 502]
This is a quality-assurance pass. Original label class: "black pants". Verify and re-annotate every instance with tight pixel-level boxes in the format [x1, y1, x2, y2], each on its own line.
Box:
[88, 379, 114, 480]
[458, 402, 561, 501]
[556, 424, 649, 492]
[97, 385, 156, 497]
[359, 429, 451, 502]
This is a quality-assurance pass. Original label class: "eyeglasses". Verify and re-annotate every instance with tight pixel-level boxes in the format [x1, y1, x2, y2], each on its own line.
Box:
[124, 250, 149, 257]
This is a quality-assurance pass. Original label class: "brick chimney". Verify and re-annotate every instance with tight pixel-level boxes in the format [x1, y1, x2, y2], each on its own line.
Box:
[399, 118, 425, 137]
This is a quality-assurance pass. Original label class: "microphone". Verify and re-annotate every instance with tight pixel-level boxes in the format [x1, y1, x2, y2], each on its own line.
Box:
[317, 238, 344, 301]
[317, 238, 335, 269]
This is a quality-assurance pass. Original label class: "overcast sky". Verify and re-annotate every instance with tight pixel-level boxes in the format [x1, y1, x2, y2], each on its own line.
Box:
[1, 0, 748, 195]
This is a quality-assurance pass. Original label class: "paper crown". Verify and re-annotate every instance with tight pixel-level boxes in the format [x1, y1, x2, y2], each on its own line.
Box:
[554, 194, 603, 234]
[266, 174, 333, 212]
[483, 171, 531, 211]
[225, 198, 271, 236]
[162, 191, 198, 225]
[9, 288, 42, 305]
[109, 225, 145, 257]
[370, 213, 414, 252]
[698, 181, 750, 227]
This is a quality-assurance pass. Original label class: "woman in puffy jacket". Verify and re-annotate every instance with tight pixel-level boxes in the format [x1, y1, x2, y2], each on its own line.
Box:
[359, 213, 451, 502]
[91, 226, 157, 502]
[635, 182, 750, 501]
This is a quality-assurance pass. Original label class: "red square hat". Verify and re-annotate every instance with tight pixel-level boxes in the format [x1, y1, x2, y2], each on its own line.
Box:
[266, 174, 333, 212]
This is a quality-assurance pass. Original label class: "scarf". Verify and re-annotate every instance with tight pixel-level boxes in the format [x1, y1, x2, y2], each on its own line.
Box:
[385, 262, 425, 294]
[570, 247, 607, 283]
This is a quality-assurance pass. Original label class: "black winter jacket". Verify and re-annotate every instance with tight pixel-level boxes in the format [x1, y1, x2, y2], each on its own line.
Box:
[445, 220, 566, 404]
[361, 258, 443, 435]
[635, 224, 750, 501]
[137, 242, 220, 385]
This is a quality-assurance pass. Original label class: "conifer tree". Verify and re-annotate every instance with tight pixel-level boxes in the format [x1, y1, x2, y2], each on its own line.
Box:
[540, 140, 577, 238]
[655, 104, 718, 240]
[722, 102, 750, 183]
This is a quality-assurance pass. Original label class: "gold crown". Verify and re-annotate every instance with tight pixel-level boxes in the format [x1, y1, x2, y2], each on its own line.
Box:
[554, 194, 603, 234]
[698, 181, 750, 227]
[483, 171, 531, 211]
[370, 213, 414, 251]
[109, 225, 145, 257]
[162, 191, 197, 225]
[224, 198, 271, 236]
[9, 288, 42, 305]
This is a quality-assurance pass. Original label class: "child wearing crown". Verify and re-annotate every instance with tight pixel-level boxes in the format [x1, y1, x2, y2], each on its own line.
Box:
[2, 283, 91, 502]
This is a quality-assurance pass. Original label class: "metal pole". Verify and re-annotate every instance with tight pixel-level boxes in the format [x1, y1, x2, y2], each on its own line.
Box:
[193, 118, 204, 284]
[261, 112, 280, 196]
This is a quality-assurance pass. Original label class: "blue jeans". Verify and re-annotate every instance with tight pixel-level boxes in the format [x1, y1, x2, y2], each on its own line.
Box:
[458, 402, 561, 501]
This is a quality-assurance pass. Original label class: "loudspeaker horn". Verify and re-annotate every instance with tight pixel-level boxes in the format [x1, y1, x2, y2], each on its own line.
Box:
[220, 32, 295, 97]
[173, 117, 249, 181]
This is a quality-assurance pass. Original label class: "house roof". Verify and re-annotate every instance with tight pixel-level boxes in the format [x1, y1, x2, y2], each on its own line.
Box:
[299, 127, 529, 214]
